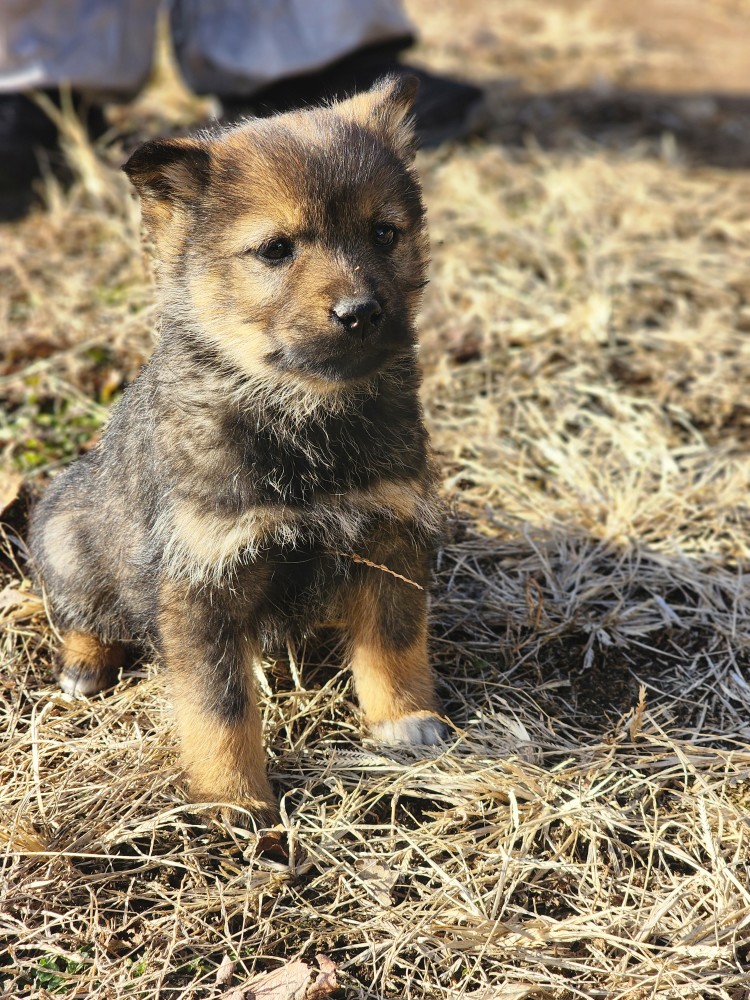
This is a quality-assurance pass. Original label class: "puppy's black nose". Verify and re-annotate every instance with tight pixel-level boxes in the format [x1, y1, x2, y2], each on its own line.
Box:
[332, 297, 383, 332]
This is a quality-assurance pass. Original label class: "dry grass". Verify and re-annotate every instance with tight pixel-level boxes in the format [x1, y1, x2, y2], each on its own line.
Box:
[2, 1, 750, 996]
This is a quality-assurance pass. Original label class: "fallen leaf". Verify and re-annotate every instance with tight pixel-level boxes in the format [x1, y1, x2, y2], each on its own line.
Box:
[222, 955, 337, 1000]
[224, 960, 311, 1000]
[308, 955, 337, 997]
[356, 859, 399, 906]
[215, 954, 237, 987]
[254, 829, 289, 863]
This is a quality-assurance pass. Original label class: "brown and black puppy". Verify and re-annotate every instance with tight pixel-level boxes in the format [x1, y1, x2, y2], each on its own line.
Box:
[28, 77, 448, 824]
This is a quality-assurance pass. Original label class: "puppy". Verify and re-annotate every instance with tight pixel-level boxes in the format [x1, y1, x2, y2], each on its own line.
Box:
[28, 77, 447, 824]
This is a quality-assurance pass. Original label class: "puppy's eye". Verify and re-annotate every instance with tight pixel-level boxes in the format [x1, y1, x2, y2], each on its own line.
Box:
[373, 222, 397, 247]
[257, 237, 293, 261]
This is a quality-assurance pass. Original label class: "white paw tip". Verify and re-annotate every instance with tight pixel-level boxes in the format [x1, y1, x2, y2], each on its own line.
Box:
[371, 712, 451, 747]
[58, 670, 109, 697]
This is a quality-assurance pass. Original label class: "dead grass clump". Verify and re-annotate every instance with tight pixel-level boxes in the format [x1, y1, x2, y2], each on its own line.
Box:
[3, 582, 750, 997]
[0, 112, 155, 477]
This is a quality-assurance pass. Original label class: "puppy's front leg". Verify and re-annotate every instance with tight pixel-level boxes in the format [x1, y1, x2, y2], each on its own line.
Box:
[343, 555, 449, 746]
[158, 580, 277, 825]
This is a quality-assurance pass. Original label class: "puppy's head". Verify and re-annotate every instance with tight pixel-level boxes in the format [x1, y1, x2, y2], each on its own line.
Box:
[124, 77, 428, 388]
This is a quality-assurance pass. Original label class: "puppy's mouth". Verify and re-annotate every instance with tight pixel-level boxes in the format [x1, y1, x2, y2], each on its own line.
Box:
[267, 344, 396, 382]
[266, 323, 413, 383]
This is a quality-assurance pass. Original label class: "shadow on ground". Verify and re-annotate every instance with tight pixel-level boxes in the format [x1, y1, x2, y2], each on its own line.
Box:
[481, 81, 750, 168]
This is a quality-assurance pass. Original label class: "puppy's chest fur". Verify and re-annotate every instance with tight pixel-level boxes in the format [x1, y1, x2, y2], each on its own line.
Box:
[219, 392, 426, 503]
[152, 371, 438, 586]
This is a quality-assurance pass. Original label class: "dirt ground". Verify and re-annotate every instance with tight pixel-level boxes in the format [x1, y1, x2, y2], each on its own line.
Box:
[2, 1, 750, 997]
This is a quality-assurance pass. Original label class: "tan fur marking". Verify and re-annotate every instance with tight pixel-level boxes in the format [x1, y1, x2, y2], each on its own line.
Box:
[225, 210, 306, 256]
[160, 160, 203, 198]
[349, 479, 421, 521]
[138, 203, 191, 278]
[158, 500, 303, 582]
[159, 478, 434, 584]
[350, 635, 437, 724]
[186, 268, 272, 379]
[343, 586, 437, 725]
[184, 249, 367, 397]
[170, 673, 276, 822]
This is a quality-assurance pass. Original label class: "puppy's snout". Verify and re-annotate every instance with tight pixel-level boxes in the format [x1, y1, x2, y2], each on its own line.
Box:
[332, 297, 383, 333]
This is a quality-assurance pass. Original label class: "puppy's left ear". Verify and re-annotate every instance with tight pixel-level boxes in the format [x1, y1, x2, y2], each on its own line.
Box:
[122, 136, 211, 264]
[122, 135, 210, 204]
[336, 75, 419, 160]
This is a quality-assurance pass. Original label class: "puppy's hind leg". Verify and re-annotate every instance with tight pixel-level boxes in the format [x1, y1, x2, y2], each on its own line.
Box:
[58, 630, 125, 696]
[30, 481, 127, 695]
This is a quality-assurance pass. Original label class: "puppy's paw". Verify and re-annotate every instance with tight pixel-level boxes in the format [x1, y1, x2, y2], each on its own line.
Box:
[191, 779, 279, 832]
[58, 663, 117, 696]
[58, 631, 122, 696]
[218, 798, 280, 832]
[371, 711, 451, 747]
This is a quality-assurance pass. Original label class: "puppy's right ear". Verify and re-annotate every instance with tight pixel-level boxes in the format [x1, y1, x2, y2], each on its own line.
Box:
[334, 75, 419, 161]
[123, 137, 210, 254]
